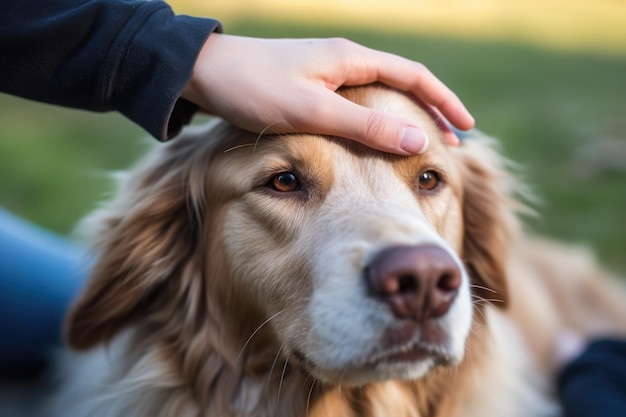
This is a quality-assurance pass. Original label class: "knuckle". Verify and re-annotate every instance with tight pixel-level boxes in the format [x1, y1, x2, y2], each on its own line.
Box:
[363, 111, 388, 144]
[327, 37, 356, 52]
[328, 36, 350, 46]
[412, 62, 429, 85]
[414, 61, 428, 73]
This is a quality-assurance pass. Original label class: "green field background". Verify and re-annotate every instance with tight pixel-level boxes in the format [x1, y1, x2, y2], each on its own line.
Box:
[1, 1, 625, 273]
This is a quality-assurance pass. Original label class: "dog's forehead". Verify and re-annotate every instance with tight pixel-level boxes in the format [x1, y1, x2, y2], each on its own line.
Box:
[209, 86, 462, 194]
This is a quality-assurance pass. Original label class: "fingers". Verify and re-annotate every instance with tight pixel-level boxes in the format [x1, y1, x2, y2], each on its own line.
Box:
[335, 42, 475, 132]
[287, 89, 430, 155]
[422, 105, 462, 146]
[185, 35, 471, 154]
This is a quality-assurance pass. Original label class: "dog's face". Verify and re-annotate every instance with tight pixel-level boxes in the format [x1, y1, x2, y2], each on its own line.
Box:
[66, 87, 512, 388]
[210, 103, 471, 385]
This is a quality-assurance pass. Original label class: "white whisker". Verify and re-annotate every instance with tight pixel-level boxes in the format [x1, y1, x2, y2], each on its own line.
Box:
[472, 297, 505, 304]
[470, 284, 498, 294]
[305, 379, 316, 417]
[223, 143, 256, 153]
[275, 355, 290, 416]
[266, 343, 285, 394]
[254, 121, 282, 153]
[471, 304, 490, 325]
[235, 310, 284, 365]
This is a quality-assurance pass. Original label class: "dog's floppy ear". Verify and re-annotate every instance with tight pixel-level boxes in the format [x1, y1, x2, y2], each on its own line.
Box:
[65, 137, 209, 351]
[458, 137, 523, 309]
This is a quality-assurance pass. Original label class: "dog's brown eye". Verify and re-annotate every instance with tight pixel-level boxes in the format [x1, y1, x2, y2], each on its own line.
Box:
[269, 172, 300, 192]
[418, 170, 440, 191]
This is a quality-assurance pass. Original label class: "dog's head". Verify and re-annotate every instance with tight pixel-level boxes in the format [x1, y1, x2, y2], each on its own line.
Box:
[66, 86, 517, 387]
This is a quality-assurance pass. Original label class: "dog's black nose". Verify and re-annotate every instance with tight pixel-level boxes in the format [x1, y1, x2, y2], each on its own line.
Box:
[365, 245, 461, 321]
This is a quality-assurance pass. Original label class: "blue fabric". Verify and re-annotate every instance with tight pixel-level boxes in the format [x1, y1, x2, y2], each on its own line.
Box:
[451, 126, 470, 141]
[0, 0, 221, 140]
[0, 208, 89, 372]
[558, 339, 626, 417]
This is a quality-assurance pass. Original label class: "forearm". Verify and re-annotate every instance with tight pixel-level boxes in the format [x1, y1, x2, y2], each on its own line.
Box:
[0, 0, 221, 139]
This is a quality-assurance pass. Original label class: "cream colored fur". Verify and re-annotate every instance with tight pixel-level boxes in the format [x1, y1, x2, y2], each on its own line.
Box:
[41, 86, 626, 417]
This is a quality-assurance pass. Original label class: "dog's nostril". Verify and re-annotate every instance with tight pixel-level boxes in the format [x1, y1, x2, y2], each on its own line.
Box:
[398, 273, 419, 294]
[437, 273, 461, 292]
[365, 245, 461, 321]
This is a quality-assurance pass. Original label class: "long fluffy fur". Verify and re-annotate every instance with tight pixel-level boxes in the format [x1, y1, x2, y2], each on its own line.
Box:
[40, 86, 626, 417]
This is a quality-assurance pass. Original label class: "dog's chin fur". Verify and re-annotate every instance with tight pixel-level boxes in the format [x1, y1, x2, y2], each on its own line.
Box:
[40, 86, 626, 417]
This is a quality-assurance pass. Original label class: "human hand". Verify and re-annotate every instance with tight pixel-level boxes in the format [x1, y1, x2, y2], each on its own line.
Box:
[182, 34, 474, 155]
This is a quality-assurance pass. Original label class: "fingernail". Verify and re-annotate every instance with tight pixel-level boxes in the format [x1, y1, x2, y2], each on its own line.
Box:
[400, 126, 429, 154]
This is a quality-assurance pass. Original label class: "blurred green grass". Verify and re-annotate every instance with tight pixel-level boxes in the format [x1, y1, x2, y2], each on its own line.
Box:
[1, 19, 625, 273]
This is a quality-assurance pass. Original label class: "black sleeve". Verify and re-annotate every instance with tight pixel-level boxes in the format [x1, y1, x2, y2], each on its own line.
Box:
[0, 0, 222, 140]
[558, 339, 626, 417]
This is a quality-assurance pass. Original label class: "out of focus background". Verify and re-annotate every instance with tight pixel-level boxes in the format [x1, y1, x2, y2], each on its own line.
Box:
[1, 0, 625, 272]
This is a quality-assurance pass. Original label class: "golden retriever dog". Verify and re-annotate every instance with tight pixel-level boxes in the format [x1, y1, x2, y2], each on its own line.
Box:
[45, 85, 626, 417]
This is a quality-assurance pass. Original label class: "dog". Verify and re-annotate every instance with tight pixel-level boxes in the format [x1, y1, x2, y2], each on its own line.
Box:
[42, 85, 626, 417]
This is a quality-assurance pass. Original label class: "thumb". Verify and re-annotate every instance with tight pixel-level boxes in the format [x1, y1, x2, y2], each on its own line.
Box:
[296, 91, 429, 155]
[362, 110, 430, 155]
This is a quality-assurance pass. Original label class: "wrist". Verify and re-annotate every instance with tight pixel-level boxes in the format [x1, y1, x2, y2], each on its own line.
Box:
[181, 32, 225, 112]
